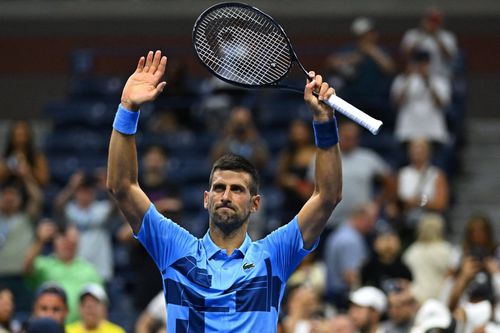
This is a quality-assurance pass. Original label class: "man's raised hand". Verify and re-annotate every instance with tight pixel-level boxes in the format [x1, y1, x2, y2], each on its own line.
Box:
[121, 50, 167, 111]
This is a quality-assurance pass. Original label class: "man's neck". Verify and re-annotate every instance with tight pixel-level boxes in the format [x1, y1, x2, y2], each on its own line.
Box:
[209, 225, 247, 256]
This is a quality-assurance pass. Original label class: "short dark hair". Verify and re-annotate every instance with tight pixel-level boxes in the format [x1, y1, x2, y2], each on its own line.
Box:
[209, 154, 260, 195]
[34, 282, 68, 307]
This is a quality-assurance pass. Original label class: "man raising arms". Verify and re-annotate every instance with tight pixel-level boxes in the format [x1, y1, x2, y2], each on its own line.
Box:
[107, 50, 342, 332]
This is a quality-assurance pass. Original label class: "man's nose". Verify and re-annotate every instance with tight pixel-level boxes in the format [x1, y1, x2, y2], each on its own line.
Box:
[221, 188, 231, 201]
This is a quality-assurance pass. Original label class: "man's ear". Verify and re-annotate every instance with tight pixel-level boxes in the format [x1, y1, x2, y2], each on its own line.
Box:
[203, 191, 209, 209]
[251, 194, 261, 213]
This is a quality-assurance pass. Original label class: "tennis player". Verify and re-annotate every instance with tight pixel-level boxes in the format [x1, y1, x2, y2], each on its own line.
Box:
[107, 50, 342, 332]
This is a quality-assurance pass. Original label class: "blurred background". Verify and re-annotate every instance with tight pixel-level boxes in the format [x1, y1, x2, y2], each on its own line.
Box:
[0, 1, 500, 333]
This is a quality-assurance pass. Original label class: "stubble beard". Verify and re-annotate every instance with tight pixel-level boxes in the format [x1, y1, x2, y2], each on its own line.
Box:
[210, 208, 250, 236]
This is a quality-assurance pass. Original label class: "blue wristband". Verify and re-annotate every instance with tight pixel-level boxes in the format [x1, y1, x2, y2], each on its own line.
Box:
[312, 117, 339, 148]
[113, 104, 140, 135]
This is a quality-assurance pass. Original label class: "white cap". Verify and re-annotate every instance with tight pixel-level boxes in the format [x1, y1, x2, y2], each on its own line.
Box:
[411, 299, 451, 333]
[79, 283, 108, 305]
[349, 286, 387, 313]
[351, 17, 375, 36]
[463, 300, 492, 331]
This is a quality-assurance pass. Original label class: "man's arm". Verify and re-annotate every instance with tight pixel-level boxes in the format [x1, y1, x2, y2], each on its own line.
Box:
[107, 51, 167, 234]
[298, 73, 342, 249]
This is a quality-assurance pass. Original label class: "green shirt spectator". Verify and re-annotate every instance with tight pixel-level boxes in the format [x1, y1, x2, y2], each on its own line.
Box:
[24, 222, 103, 323]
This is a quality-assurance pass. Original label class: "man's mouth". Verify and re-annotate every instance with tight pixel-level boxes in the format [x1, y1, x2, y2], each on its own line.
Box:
[217, 205, 234, 211]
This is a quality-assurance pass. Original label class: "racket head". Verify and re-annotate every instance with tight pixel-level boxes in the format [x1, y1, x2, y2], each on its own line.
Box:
[192, 2, 299, 89]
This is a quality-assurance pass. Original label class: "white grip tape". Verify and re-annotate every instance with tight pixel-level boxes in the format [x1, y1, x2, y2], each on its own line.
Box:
[325, 95, 383, 135]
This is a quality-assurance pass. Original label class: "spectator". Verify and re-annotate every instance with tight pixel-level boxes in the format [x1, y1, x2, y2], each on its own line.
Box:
[287, 251, 326, 297]
[30, 283, 69, 326]
[326, 17, 395, 127]
[317, 315, 356, 333]
[324, 202, 378, 311]
[115, 145, 184, 313]
[348, 286, 387, 333]
[282, 286, 322, 333]
[0, 175, 43, 312]
[410, 299, 455, 333]
[277, 119, 316, 224]
[403, 213, 452, 303]
[139, 145, 182, 220]
[135, 291, 166, 333]
[211, 106, 269, 172]
[391, 50, 451, 145]
[397, 138, 449, 233]
[382, 287, 417, 333]
[0, 286, 16, 333]
[454, 295, 495, 333]
[309, 121, 395, 228]
[23, 223, 103, 323]
[26, 318, 65, 333]
[66, 283, 125, 333]
[0, 121, 50, 187]
[441, 214, 500, 313]
[400, 8, 458, 78]
[361, 226, 413, 290]
[54, 171, 115, 282]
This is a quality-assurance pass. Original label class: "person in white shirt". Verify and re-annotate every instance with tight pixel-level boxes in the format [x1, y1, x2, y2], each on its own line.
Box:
[391, 50, 451, 145]
[400, 8, 458, 78]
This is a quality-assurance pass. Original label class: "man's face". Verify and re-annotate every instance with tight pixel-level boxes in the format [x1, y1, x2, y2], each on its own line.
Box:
[204, 170, 260, 235]
[388, 292, 416, 325]
[80, 295, 105, 329]
[54, 228, 79, 262]
[349, 304, 375, 333]
[339, 123, 360, 153]
[0, 289, 14, 323]
[0, 187, 22, 215]
[33, 294, 68, 325]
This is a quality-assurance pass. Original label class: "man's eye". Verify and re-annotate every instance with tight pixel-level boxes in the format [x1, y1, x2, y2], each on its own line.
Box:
[213, 185, 225, 192]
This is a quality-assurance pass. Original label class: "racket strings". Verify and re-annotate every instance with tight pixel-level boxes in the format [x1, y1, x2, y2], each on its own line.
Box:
[199, 8, 281, 83]
[194, 5, 292, 86]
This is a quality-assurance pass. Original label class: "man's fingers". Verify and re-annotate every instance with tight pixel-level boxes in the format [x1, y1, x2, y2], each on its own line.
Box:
[136, 57, 145, 73]
[154, 56, 168, 79]
[318, 82, 329, 100]
[156, 81, 167, 94]
[144, 51, 154, 72]
[150, 50, 162, 74]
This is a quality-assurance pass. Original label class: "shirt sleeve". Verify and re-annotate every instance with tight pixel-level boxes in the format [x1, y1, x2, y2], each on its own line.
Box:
[261, 217, 319, 281]
[135, 203, 198, 270]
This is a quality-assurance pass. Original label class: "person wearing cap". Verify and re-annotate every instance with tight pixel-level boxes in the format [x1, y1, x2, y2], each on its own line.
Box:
[66, 283, 125, 333]
[31, 282, 69, 326]
[400, 7, 457, 78]
[348, 286, 387, 333]
[26, 317, 65, 333]
[409, 299, 454, 333]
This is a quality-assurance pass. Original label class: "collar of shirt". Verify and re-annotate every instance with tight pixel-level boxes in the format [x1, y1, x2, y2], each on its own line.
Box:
[202, 231, 252, 260]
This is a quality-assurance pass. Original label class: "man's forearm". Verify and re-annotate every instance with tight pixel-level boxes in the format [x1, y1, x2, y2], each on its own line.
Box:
[107, 130, 139, 195]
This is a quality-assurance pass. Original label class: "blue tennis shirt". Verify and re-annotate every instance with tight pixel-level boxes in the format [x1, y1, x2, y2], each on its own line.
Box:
[136, 204, 317, 332]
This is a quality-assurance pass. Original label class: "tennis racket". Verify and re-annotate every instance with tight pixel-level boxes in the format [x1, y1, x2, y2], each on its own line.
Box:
[192, 2, 383, 135]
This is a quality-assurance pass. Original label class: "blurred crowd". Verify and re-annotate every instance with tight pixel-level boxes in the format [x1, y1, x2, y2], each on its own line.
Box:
[1, 7, 498, 333]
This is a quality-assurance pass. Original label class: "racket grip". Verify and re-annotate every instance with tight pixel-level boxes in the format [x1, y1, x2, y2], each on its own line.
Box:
[324, 95, 383, 135]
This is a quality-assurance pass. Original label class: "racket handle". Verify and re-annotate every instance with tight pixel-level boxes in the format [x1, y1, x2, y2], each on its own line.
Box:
[324, 95, 383, 135]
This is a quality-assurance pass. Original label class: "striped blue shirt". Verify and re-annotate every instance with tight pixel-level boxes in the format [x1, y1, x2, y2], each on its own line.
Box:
[136, 204, 317, 333]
